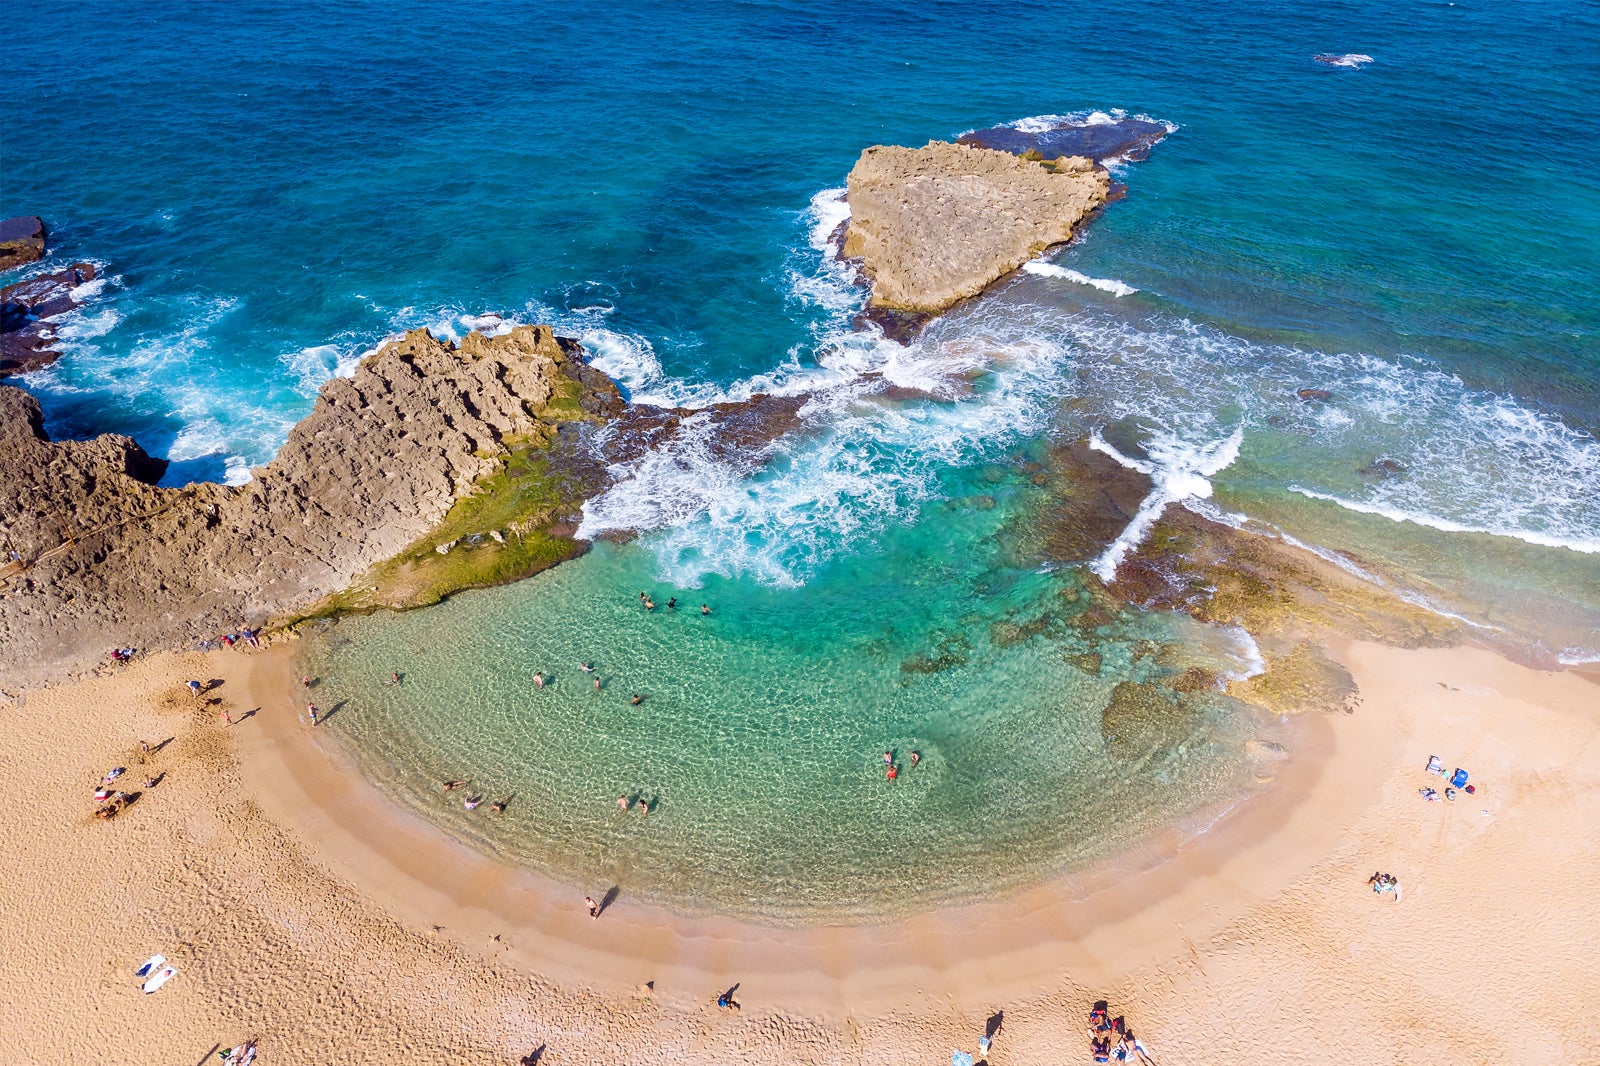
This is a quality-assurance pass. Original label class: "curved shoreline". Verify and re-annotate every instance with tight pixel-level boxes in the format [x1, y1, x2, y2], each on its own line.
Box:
[234, 641, 1397, 1016]
[6, 639, 1600, 1062]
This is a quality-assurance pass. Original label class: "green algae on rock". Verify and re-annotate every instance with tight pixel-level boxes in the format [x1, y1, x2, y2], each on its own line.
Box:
[0, 324, 620, 684]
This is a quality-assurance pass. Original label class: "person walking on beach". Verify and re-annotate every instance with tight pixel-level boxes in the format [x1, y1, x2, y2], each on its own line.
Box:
[221, 708, 232, 726]
[187, 679, 202, 697]
[307, 704, 319, 727]
[585, 895, 601, 919]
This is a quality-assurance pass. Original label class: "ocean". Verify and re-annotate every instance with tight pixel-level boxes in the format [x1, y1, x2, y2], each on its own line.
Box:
[6, 0, 1597, 919]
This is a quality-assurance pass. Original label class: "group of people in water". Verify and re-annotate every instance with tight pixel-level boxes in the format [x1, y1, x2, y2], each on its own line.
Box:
[881, 749, 919, 780]
[440, 779, 507, 813]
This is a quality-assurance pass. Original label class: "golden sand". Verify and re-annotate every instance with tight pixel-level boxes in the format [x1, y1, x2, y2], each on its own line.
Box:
[2, 640, 1596, 1063]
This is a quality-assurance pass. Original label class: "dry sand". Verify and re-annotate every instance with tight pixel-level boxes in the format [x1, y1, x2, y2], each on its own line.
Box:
[1, 639, 1596, 1064]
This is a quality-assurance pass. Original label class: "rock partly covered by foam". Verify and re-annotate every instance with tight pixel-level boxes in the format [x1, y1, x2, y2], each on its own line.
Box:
[842, 140, 1110, 314]
[0, 325, 619, 684]
[1, 261, 99, 376]
[0, 216, 46, 271]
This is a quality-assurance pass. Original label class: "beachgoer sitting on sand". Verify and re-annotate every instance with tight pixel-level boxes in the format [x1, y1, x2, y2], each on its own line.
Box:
[1419, 787, 1439, 801]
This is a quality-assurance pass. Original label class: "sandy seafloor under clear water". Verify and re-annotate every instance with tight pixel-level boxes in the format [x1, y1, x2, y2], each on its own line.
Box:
[5, 0, 1598, 921]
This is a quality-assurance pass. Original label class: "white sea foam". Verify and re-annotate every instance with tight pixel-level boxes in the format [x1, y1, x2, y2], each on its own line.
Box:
[1086, 426, 1244, 582]
[1315, 53, 1375, 68]
[281, 343, 363, 397]
[579, 326, 1077, 586]
[1557, 647, 1600, 666]
[1220, 626, 1267, 683]
[49, 307, 124, 341]
[1022, 260, 1139, 297]
[1287, 486, 1600, 555]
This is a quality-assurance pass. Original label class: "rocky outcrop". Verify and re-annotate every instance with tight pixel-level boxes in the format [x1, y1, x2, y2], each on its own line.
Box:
[0, 216, 46, 271]
[841, 140, 1110, 315]
[0, 325, 619, 685]
[1, 261, 99, 376]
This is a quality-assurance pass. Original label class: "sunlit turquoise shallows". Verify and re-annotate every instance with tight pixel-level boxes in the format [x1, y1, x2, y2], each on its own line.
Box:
[302, 478, 1269, 923]
[8, 0, 1599, 920]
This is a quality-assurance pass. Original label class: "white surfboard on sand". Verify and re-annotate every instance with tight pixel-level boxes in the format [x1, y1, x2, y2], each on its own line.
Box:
[141, 965, 177, 994]
[135, 954, 166, 978]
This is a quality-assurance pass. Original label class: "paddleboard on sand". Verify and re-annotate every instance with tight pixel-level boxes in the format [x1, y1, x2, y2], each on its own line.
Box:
[135, 954, 165, 978]
[142, 965, 177, 994]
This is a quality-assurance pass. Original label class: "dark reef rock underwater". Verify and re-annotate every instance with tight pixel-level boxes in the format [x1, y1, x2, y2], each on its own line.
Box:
[0, 216, 46, 271]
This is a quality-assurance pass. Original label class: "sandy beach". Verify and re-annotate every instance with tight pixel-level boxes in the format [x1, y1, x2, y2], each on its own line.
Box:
[2, 638, 1596, 1064]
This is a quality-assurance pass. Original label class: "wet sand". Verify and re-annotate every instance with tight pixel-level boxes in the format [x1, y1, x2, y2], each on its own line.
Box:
[2, 639, 1597, 1063]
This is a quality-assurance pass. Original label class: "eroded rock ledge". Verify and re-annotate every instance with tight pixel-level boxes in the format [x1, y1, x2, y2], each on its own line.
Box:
[0, 325, 620, 685]
[842, 140, 1110, 316]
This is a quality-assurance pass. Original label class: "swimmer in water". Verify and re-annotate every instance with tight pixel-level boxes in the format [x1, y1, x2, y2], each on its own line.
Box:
[464, 796, 481, 811]
[882, 751, 893, 765]
[580, 662, 595, 673]
[637, 798, 649, 816]
[533, 671, 545, 688]
[594, 677, 602, 690]
[909, 751, 920, 767]
[701, 604, 711, 615]
[490, 800, 506, 814]
[442, 780, 465, 792]
[630, 694, 643, 706]
[886, 764, 898, 780]
[644, 598, 656, 610]
[667, 597, 677, 609]
[618, 795, 630, 811]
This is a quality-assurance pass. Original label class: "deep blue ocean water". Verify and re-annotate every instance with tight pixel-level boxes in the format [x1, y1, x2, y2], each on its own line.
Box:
[6, 1, 1599, 917]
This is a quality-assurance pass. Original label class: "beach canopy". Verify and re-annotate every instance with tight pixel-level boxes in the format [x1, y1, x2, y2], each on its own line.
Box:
[953, 1052, 974, 1066]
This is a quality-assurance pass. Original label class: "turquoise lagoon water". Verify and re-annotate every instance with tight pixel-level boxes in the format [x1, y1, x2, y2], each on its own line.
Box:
[7, 1, 1599, 918]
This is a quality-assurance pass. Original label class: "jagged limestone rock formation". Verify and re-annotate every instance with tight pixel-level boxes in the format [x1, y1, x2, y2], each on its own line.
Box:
[842, 140, 1110, 314]
[0, 325, 619, 684]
